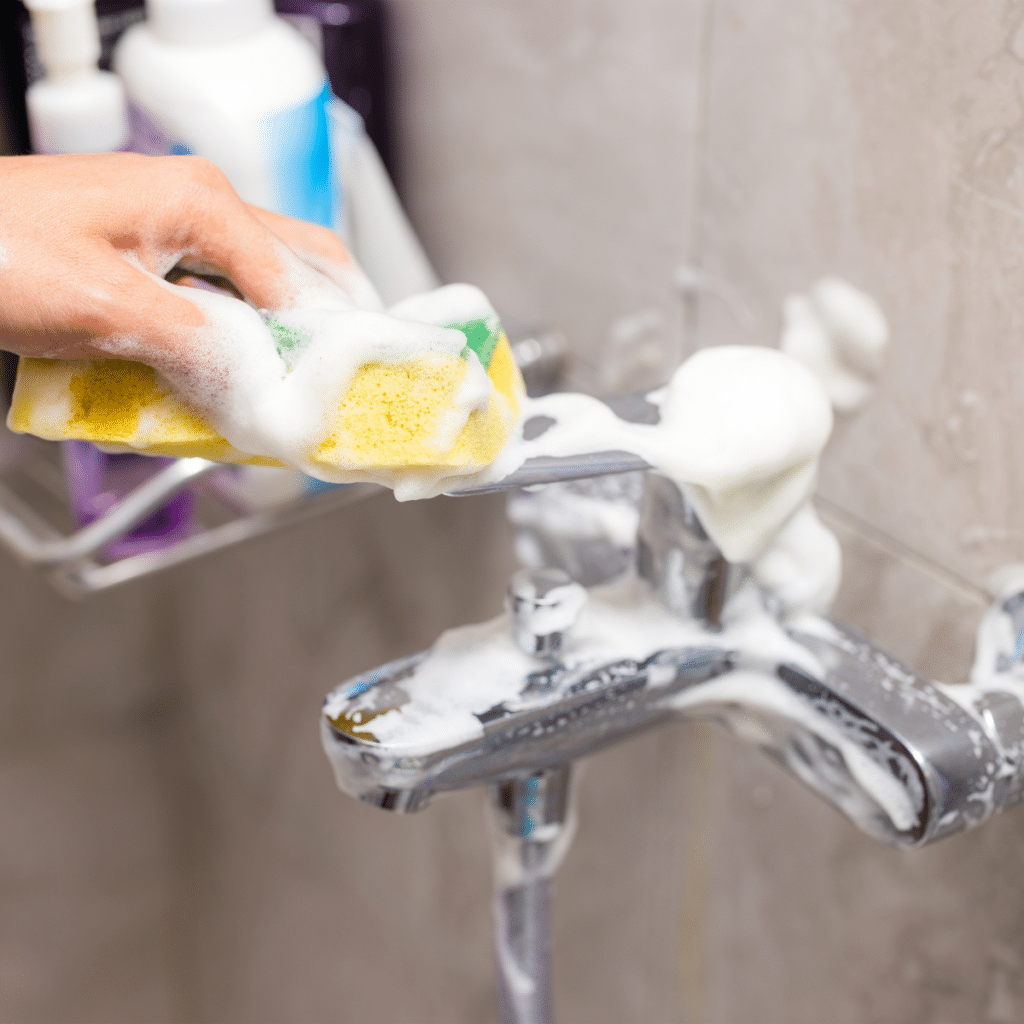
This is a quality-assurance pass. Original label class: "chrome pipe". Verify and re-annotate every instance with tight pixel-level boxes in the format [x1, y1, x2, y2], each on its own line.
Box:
[489, 767, 574, 1024]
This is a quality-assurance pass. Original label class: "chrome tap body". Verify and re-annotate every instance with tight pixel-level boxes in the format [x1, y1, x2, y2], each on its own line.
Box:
[321, 472, 1022, 851]
[321, 461, 1024, 1024]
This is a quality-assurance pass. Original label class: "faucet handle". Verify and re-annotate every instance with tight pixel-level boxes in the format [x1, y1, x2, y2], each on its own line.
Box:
[506, 568, 588, 657]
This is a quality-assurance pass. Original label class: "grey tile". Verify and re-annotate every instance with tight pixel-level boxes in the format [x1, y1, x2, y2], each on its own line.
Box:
[394, 0, 708, 389]
[0, 733, 167, 890]
[0, 732, 176, 1024]
[0, 547, 170, 745]
[697, 0, 1024, 592]
[0, 880, 175, 1024]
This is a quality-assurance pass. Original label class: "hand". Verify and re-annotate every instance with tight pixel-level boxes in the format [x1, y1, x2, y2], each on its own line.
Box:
[0, 152, 380, 363]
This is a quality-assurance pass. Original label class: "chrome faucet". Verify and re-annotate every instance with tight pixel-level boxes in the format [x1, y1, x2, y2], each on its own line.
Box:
[321, 468, 1018, 849]
[320, 418, 1024, 1024]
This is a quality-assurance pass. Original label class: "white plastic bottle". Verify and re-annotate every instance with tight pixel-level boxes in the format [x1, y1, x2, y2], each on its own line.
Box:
[23, 0, 129, 155]
[114, 0, 439, 302]
[114, 0, 338, 228]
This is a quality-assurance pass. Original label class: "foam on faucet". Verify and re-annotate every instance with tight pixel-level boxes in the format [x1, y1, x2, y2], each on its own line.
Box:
[780, 277, 889, 413]
[457, 345, 834, 565]
[323, 569, 943, 842]
[751, 503, 842, 617]
[324, 574, 823, 755]
[323, 571, 919, 836]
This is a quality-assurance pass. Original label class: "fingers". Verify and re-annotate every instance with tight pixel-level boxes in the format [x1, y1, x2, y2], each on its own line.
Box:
[247, 205, 354, 266]
[54, 256, 208, 365]
[134, 158, 352, 312]
[246, 204, 383, 311]
[0, 220, 205, 362]
[0, 154, 374, 369]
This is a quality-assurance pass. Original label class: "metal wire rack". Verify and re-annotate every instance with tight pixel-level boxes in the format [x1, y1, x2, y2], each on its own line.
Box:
[0, 330, 567, 597]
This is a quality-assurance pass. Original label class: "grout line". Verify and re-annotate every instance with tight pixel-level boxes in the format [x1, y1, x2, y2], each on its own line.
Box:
[814, 495, 992, 607]
[679, 0, 719, 363]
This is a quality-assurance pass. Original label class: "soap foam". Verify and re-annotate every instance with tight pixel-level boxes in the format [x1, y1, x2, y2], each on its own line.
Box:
[453, 346, 834, 563]
[780, 277, 890, 414]
[390, 283, 499, 334]
[751, 503, 842, 618]
[94, 267, 508, 499]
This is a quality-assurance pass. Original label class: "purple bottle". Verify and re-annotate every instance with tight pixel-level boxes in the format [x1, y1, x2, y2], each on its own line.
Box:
[63, 440, 194, 559]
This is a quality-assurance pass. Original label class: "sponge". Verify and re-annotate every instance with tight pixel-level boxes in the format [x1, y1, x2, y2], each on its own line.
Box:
[8, 291, 524, 480]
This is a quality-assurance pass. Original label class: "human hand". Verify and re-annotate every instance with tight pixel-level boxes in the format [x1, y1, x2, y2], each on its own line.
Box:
[0, 152, 380, 363]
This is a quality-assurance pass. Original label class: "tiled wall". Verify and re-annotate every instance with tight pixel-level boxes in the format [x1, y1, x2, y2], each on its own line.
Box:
[0, 553, 181, 1022]
[6, 1, 1024, 1022]
[391, 3, 1024, 1020]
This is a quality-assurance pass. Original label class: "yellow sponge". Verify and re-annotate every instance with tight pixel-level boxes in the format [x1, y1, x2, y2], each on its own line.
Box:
[8, 331, 523, 476]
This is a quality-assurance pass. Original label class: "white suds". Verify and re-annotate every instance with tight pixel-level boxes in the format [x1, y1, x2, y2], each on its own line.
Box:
[101, 269, 500, 499]
[780, 277, 889, 413]
[453, 346, 834, 563]
[390, 283, 498, 334]
[751, 503, 842, 617]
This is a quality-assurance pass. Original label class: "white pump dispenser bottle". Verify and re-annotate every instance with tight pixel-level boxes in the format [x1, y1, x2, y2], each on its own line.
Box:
[23, 0, 129, 154]
[114, 0, 340, 228]
[113, 0, 438, 304]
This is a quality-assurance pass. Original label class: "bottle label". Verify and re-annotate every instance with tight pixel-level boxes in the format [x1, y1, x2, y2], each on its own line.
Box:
[263, 81, 336, 229]
[124, 81, 339, 230]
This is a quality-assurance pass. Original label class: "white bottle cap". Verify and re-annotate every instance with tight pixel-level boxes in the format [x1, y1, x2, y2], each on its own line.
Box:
[23, 0, 101, 79]
[146, 0, 274, 45]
